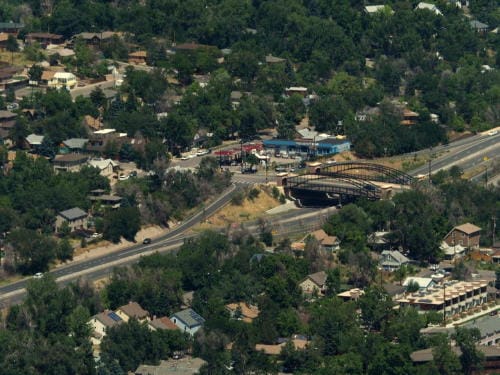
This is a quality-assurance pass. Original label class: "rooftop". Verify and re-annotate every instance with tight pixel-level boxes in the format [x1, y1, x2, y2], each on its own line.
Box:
[93, 310, 123, 328]
[53, 153, 89, 163]
[171, 308, 205, 328]
[453, 223, 482, 234]
[149, 316, 179, 331]
[58, 207, 87, 221]
[306, 271, 327, 287]
[134, 357, 207, 375]
[117, 301, 149, 319]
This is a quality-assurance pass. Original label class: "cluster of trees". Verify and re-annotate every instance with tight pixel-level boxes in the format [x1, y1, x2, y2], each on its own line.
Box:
[323, 177, 499, 265]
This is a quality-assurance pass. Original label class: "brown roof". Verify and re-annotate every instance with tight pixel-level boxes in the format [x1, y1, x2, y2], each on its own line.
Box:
[0, 110, 17, 120]
[129, 50, 147, 58]
[53, 153, 89, 163]
[26, 32, 63, 40]
[307, 271, 327, 287]
[117, 302, 149, 319]
[174, 42, 213, 51]
[310, 229, 338, 246]
[41, 70, 55, 81]
[149, 316, 179, 330]
[0, 33, 8, 42]
[454, 223, 481, 234]
[94, 310, 124, 328]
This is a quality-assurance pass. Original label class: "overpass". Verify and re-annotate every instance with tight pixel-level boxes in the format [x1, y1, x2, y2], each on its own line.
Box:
[282, 162, 413, 206]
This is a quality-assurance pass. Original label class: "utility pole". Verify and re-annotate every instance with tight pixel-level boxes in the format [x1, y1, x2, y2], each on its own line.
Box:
[428, 159, 432, 183]
[493, 216, 497, 246]
[443, 284, 446, 326]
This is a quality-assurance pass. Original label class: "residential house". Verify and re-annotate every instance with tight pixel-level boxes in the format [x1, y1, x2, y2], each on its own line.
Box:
[379, 250, 410, 272]
[364, 5, 394, 14]
[367, 231, 390, 250]
[48, 72, 77, 90]
[403, 277, 436, 291]
[52, 153, 89, 172]
[337, 288, 365, 301]
[0, 64, 25, 91]
[415, 2, 442, 15]
[285, 86, 308, 97]
[73, 31, 123, 45]
[134, 357, 207, 375]
[25, 32, 64, 47]
[116, 301, 150, 323]
[89, 310, 123, 345]
[444, 223, 481, 250]
[60, 138, 88, 153]
[170, 308, 205, 336]
[411, 346, 500, 372]
[25, 134, 44, 150]
[401, 109, 419, 126]
[86, 128, 127, 154]
[87, 158, 119, 177]
[0, 33, 9, 51]
[225, 302, 260, 323]
[440, 241, 466, 261]
[309, 229, 340, 252]
[89, 194, 122, 209]
[470, 20, 489, 33]
[383, 283, 406, 300]
[55, 207, 88, 233]
[128, 50, 147, 64]
[40, 70, 56, 86]
[0, 110, 17, 142]
[299, 271, 328, 296]
[397, 280, 488, 319]
[0, 22, 24, 36]
[148, 316, 179, 331]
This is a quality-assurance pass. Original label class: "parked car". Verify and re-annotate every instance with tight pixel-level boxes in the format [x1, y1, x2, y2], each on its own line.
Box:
[143, 238, 152, 244]
[129, 171, 137, 177]
[33, 272, 43, 279]
[118, 174, 129, 181]
[241, 168, 257, 174]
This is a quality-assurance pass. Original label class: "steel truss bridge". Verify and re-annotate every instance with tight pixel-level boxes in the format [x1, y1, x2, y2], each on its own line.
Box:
[284, 162, 414, 205]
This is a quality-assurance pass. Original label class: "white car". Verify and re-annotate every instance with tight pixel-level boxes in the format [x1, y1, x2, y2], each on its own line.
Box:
[180, 155, 189, 160]
[33, 272, 43, 279]
[196, 150, 209, 156]
[487, 130, 498, 136]
[118, 174, 129, 181]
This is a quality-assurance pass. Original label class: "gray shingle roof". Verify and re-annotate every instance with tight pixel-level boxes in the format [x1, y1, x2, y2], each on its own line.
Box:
[62, 138, 88, 149]
[59, 207, 87, 221]
[171, 308, 205, 328]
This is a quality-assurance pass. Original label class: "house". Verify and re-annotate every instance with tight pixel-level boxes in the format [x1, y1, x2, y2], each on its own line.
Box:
[25, 32, 64, 47]
[55, 207, 88, 233]
[299, 271, 328, 296]
[367, 231, 390, 250]
[0, 64, 25, 91]
[60, 138, 88, 153]
[285, 86, 308, 97]
[415, 2, 442, 15]
[440, 241, 466, 261]
[364, 5, 394, 14]
[134, 357, 207, 375]
[128, 50, 147, 64]
[470, 20, 489, 33]
[116, 301, 149, 322]
[52, 153, 89, 172]
[170, 308, 205, 336]
[0, 22, 24, 36]
[309, 229, 340, 252]
[48, 72, 77, 90]
[89, 310, 123, 344]
[148, 316, 179, 331]
[25, 134, 44, 150]
[86, 128, 127, 153]
[382, 283, 406, 300]
[225, 302, 260, 323]
[0, 110, 17, 130]
[444, 223, 481, 250]
[87, 158, 119, 176]
[337, 288, 365, 301]
[401, 109, 419, 126]
[0, 32, 9, 51]
[89, 194, 122, 209]
[379, 250, 410, 271]
[411, 345, 500, 372]
[403, 277, 436, 291]
[73, 31, 123, 45]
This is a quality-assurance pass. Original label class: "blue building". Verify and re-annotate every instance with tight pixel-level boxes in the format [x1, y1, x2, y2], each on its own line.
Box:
[263, 138, 350, 157]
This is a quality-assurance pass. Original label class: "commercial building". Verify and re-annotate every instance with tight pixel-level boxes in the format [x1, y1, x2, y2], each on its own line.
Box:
[396, 280, 489, 319]
[263, 138, 350, 157]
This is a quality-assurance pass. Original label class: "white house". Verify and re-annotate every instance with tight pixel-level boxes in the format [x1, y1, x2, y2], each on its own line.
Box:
[170, 308, 205, 336]
[379, 250, 410, 271]
[88, 158, 119, 177]
[415, 2, 442, 15]
[48, 72, 77, 90]
[403, 277, 436, 291]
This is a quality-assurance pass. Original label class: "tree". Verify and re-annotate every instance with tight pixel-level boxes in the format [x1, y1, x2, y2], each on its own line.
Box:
[28, 64, 44, 83]
[8, 228, 57, 274]
[57, 238, 74, 262]
[90, 86, 107, 109]
[103, 206, 141, 243]
[6, 35, 19, 63]
[453, 327, 484, 375]
[431, 334, 462, 375]
[358, 286, 393, 332]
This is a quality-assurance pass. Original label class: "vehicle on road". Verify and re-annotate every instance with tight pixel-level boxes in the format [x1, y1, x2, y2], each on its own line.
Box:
[487, 130, 498, 136]
[241, 168, 257, 174]
[196, 149, 209, 156]
[33, 272, 43, 279]
[142, 238, 152, 244]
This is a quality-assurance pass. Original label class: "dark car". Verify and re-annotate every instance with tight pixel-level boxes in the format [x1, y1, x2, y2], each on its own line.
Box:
[129, 170, 137, 177]
[364, 184, 377, 191]
[241, 168, 257, 174]
[142, 238, 152, 244]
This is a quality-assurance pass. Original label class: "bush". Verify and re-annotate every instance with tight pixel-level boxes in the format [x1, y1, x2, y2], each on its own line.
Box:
[231, 191, 245, 206]
[271, 186, 280, 200]
[248, 188, 260, 201]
